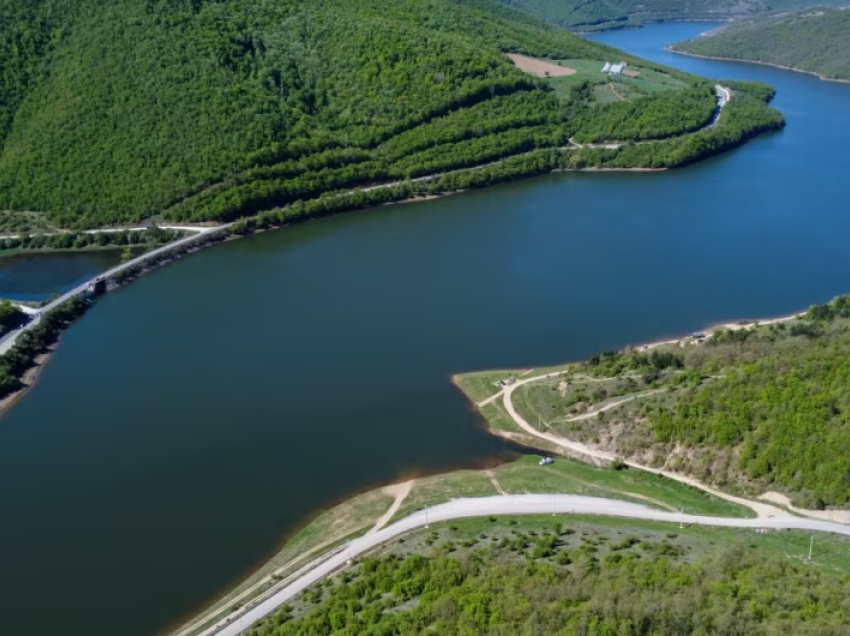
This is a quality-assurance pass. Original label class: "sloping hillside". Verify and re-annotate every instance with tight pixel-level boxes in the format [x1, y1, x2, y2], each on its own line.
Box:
[472, 0, 850, 30]
[0, 0, 773, 228]
[670, 7, 850, 82]
[476, 0, 768, 30]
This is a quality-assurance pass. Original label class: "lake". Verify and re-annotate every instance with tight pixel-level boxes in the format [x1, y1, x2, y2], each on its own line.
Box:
[2, 22, 850, 636]
[0, 251, 121, 302]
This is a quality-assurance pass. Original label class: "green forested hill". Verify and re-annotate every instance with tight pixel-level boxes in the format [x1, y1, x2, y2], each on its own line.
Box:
[0, 0, 776, 228]
[670, 7, 850, 81]
[480, 0, 767, 30]
[474, 0, 850, 30]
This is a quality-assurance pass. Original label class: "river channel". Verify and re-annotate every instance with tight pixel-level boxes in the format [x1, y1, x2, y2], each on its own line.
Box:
[1, 22, 849, 636]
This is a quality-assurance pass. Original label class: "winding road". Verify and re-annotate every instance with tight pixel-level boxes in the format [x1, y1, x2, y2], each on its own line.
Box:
[208, 494, 850, 636]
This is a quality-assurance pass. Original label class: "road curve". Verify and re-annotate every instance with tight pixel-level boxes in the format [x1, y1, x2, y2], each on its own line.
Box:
[208, 494, 850, 636]
[500, 378, 787, 518]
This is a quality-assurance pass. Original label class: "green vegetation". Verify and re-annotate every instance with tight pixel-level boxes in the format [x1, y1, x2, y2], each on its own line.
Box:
[546, 58, 689, 103]
[570, 83, 717, 143]
[671, 8, 850, 82]
[0, 300, 25, 331]
[463, 0, 770, 31]
[654, 296, 850, 509]
[0, 211, 55, 234]
[222, 80, 782, 240]
[1, 0, 779, 229]
[0, 297, 88, 399]
[247, 516, 850, 636]
[389, 454, 750, 524]
[0, 228, 188, 257]
[464, 294, 850, 511]
[468, 0, 850, 31]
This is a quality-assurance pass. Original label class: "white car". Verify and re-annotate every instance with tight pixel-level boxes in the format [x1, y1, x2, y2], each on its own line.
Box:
[539, 457, 553, 466]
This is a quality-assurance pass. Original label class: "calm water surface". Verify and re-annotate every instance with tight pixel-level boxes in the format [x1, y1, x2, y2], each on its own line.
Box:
[0, 251, 121, 301]
[2, 22, 850, 636]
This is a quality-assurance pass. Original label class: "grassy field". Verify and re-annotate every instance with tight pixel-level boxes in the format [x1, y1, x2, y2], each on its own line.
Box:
[547, 58, 689, 103]
[451, 362, 576, 404]
[389, 453, 752, 523]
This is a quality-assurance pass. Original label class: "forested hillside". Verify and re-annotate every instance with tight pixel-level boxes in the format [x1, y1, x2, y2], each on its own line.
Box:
[474, 0, 850, 30]
[670, 7, 850, 82]
[0, 0, 777, 229]
[501, 294, 850, 510]
[246, 521, 850, 636]
[480, 0, 767, 30]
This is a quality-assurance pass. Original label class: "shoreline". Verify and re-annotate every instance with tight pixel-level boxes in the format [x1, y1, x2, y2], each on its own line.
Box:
[450, 306, 809, 393]
[161, 441, 531, 636]
[0, 346, 54, 418]
[666, 47, 850, 85]
[576, 17, 732, 35]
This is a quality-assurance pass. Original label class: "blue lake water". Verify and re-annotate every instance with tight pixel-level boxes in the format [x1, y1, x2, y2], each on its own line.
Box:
[1, 21, 850, 636]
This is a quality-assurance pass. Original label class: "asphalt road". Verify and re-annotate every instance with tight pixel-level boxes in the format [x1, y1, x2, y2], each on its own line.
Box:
[0, 224, 230, 355]
[207, 494, 850, 636]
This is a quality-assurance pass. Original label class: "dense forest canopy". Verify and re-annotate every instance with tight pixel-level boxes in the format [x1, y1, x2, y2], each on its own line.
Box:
[670, 7, 850, 81]
[0, 0, 766, 228]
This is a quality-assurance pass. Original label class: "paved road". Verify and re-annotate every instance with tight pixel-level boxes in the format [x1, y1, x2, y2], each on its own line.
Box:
[208, 494, 850, 636]
[0, 224, 230, 356]
[0, 225, 213, 241]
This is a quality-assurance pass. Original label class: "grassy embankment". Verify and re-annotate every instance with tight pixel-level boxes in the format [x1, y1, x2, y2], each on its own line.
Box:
[175, 451, 750, 636]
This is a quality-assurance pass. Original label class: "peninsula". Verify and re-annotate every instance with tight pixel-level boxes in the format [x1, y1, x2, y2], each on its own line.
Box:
[166, 296, 850, 636]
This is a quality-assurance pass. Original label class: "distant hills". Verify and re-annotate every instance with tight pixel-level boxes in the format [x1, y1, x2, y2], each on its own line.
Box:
[483, 0, 850, 30]
[670, 7, 850, 82]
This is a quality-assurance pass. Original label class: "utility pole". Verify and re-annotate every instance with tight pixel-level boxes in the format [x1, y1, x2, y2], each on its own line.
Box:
[347, 540, 352, 564]
[808, 534, 814, 561]
[425, 507, 429, 529]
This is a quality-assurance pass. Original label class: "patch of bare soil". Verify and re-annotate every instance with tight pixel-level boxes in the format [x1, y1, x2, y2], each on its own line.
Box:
[506, 54, 576, 78]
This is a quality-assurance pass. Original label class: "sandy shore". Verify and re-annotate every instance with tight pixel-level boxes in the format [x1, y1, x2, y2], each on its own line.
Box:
[0, 347, 54, 419]
[666, 47, 850, 85]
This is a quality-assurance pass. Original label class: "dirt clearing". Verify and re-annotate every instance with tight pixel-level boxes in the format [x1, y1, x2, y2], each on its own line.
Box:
[506, 54, 576, 77]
